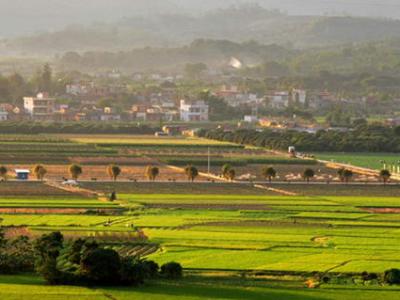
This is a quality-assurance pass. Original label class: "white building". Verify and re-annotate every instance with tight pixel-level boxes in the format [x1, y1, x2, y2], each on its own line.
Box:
[66, 83, 92, 96]
[268, 91, 290, 109]
[292, 89, 307, 106]
[180, 100, 209, 122]
[244, 115, 258, 123]
[23, 93, 55, 120]
[0, 109, 8, 121]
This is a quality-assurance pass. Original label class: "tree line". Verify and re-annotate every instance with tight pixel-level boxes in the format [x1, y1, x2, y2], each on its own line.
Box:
[0, 164, 200, 183]
[0, 229, 182, 286]
[0, 122, 157, 134]
[199, 124, 400, 153]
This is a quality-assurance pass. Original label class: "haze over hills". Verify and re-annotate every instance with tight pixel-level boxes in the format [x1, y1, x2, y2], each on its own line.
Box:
[1, 0, 400, 38]
[2, 4, 400, 57]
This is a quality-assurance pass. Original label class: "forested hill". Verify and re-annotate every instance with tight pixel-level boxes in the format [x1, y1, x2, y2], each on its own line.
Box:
[3, 5, 400, 55]
[55, 38, 400, 78]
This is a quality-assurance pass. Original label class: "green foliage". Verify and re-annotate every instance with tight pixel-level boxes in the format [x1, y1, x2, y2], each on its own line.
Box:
[0, 166, 7, 180]
[384, 269, 400, 285]
[32, 165, 47, 181]
[80, 248, 121, 285]
[107, 164, 121, 181]
[0, 236, 34, 274]
[66, 238, 85, 265]
[145, 166, 160, 181]
[33, 232, 64, 285]
[119, 257, 147, 286]
[338, 168, 353, 183]
[201, 125, 400, 153]
[184, 166, 199, 182]
[69, 164, 82, 180]
[0, 122, 157, 135]
[160, 262, 183, 279]
[303, 168, 315, 182]
[262, 167, 277, 182]
[380, 169, 392, 183]
[184, 63, 207, 79]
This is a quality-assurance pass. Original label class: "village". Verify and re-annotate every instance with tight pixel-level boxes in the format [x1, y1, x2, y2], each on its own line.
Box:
[1, 72, 399, 131]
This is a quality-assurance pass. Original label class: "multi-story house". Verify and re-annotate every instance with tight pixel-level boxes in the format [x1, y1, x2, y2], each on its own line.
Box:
[23, 93, 55, 121]
[180, 100, 209, 122]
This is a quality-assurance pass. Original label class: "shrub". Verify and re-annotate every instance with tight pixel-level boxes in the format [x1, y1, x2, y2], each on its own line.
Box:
[145, 166, 160, 181]
[384, 269, 400, 285]
[143, 260, 159, 278]
[119, 257, 147, 286]
[69, 164, 83, 180]
[160, 262, 183, 279]
[184, 166, 199, 182]
[80, 248, 121, 285]
[107, 165, 121, 181]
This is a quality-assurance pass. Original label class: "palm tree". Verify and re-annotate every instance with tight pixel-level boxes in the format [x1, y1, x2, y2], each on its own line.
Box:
[221, 164, 231, 179]
[337, 168, 345, 182]
[0, 166, 8, 181]
[69, 164, 83, 181]
[226, 169, 236, 181]
[107, 164, 121, 181]
[380, 169, 391, 185]
[33, 164, 47, 181]
[262, 167, 277, 183]
[145, 166, 160, 181]
[185, 165, 198, 182]
[343, 169, 353, 183]
[303, 168, 315, 183]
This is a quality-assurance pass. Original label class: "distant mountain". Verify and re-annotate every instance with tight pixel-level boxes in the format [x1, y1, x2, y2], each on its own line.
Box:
[2, 5, 400, 56]
[1, 0, 400, 38]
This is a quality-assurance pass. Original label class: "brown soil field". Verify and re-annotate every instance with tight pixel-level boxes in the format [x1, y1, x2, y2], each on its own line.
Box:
[201, 163, 377, 182]
[0, 182, 77, 196]
[6, 164, 206, 182]
[0, 208, 121, 214]
[361, 207, 400, 213]
[267, 183, 400, 197]
[0, 208, 87, 214]
[80, 182, 273, 195]
[70, 156, 159, 166]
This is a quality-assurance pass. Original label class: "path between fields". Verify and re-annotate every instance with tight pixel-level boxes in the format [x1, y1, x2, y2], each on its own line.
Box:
[166, 165, 298, 196]
[44, 180, 102, 197]
[237, 142, 400, 181]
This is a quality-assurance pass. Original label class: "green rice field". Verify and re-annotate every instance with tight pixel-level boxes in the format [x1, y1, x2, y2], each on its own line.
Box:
[315, 153, 400, 170]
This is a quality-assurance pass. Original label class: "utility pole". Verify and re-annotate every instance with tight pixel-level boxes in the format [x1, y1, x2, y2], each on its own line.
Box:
[207, 147, 211, 175]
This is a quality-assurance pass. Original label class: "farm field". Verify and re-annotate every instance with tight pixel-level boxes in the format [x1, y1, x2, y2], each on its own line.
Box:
[3, 189, 400, 274]
[1, 274, 400, 300]
[264, 183, 400, 196]
[315, 153, 400, 171]
[1, 134, 400, 298]
[80, 182, 272, 195]
[4, 164, 203, 181]
[63, 134, 240, 147]
[0, 182, 81, 196]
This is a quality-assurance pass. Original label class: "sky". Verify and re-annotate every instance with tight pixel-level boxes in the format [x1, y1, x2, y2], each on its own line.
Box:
[1, 0, 400, 37]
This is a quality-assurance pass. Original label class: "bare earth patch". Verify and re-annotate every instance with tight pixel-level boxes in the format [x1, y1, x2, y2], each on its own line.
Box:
[0, 208, 87, 214]
[361, 207, 400, 213]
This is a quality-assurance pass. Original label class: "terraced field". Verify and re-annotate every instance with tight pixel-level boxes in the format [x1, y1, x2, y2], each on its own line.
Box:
[1, 184, 400, 298]
[1, 134, 400, 298]
[315, 153, 400, 170]
[109, 194, 400, 274]
[1, 274, 400, 300]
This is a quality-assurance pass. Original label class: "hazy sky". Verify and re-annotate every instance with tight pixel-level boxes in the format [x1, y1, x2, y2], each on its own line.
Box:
[1, 0, 400, 37]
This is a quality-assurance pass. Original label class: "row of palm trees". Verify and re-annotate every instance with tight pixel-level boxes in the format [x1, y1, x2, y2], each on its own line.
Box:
[262, 166, 392, 184]
[0, 164, 201, 182]
[0, 163, 393, 183]
[0, 164, 49, 181]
